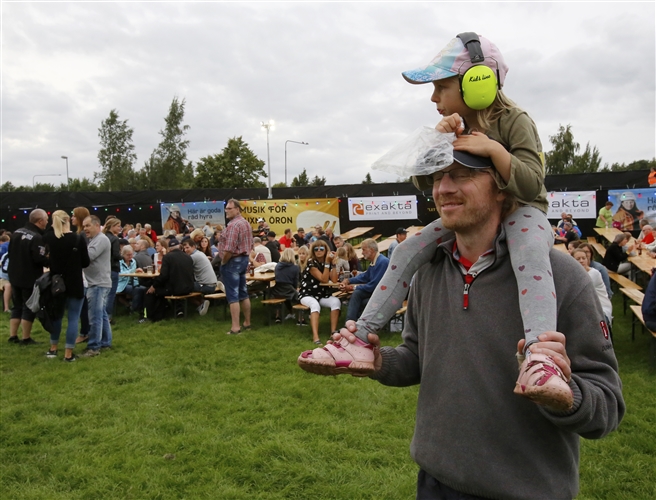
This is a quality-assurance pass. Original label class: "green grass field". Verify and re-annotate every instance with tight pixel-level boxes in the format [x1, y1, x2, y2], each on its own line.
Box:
[1, 293, 655, 499]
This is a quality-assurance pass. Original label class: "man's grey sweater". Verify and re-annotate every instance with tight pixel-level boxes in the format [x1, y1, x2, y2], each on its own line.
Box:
[189, 250, 217, 286]
[85, 232, 111, 288]
[372, 231, 625, 500]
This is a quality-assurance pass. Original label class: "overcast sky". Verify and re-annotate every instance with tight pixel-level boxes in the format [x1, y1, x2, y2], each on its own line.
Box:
[2, 1, 655, 189]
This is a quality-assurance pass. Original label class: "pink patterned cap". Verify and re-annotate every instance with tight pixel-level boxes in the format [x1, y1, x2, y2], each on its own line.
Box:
[402, 34, 508, 87]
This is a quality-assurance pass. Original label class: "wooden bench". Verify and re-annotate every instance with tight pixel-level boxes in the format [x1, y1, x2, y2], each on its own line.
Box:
[386, 301, 408, 332]
[262, 298, 287, 325]
[205, 292, 228, 320]
[619, 287, 644, 315]
[629, 305, 656, 370]
[608, 272, 642, 292]
[292, 303, 310, 325]
[590, 243, 607, 259]
[164, 292, 202, 318]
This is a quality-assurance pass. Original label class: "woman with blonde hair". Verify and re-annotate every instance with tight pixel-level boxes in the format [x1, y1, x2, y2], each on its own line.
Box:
[43, 210, 89, 361]
[270, 248, 300, 323]
[297, 245, 310, 275]
[298, 241, 340, 345]
[102, 218, 122, 322]
[343, 243, 361, 274]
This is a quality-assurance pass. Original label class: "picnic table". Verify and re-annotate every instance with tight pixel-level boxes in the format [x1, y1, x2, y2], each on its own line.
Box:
[594, 227, 623, 244]
[628, 253, 656, 276]
[120, 271, 160, 278]
[340, 227, 374, 241]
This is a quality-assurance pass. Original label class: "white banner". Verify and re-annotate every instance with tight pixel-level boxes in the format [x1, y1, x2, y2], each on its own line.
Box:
[547, 191, 596, 219]
[348, 196, 418, 221]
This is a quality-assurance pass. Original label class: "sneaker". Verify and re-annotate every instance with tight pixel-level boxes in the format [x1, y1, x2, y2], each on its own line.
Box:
[75, 335, 88, 344]
[284, 314, 295, 321]
[275, 317, 282, 324]
[100, 346, 112, 351]
[45, 349, 58, 359]
[197, 300, 210, 316]
[514, 352, 573, 411]
[176, 310, 184, 318]
[64, 354, 77, 363]
[82, 349, 100, 358]
[138, 318, 149, 324]
[20, 337, 40, 346]
[8, 336, 19, 343]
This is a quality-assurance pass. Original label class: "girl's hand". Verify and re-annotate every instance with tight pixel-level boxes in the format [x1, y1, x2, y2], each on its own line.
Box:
[453, 131, 496, 157]
[436, 113, 464, 135]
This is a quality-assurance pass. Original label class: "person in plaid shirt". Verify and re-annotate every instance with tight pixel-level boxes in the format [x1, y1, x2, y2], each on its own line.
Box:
[219, 199, 254, 335]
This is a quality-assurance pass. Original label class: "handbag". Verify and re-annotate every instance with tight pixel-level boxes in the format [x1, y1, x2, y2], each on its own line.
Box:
[51, 274, 66, 296]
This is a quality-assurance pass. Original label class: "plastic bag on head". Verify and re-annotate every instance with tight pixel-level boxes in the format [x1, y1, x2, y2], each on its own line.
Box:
[371, 126, 455, 177]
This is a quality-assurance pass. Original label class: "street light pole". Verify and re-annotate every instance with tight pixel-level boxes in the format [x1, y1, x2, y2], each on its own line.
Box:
[33, 174, 62, 189]
[284, 140, 309, 186]
[61, 156, 69, 188]
[261, 120, 274, 199]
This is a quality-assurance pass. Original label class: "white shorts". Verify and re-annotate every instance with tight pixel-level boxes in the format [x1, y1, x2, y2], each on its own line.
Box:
[300, 295, 342, 314]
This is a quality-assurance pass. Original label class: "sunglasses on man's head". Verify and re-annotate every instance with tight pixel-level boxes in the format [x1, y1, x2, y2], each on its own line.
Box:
[314, 247, 326, 251]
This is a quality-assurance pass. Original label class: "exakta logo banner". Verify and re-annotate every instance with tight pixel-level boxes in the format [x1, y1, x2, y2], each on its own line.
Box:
[547, 191, 596, 219]
[348, 196, 417, 221]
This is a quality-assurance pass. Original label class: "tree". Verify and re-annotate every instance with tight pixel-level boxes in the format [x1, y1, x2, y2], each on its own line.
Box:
[194, 137, 266, 189]
[362, 173, 373, 184]
[0, 181, 16, 192]
[600, 158, 656, 172]
[96, 109, 137, 191]
[272, 182, 288, 188]
[291, 168, 310, 187]
[545, 124, 602, 175]
[137, 97, 192, 190]
[66, 177, 99, 192]
[310, 175, 326, 186]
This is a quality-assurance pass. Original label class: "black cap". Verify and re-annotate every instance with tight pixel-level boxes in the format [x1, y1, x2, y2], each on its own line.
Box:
[168, 239, 181, 247]
[395, 228, 408, 235]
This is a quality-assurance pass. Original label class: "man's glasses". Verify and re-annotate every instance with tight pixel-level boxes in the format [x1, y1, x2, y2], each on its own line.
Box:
[432, 168, 491, 185]
[314, 247, 326, 251]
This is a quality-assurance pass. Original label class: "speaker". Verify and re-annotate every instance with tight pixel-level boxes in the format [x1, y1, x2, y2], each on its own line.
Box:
[456, 32, 500, 110]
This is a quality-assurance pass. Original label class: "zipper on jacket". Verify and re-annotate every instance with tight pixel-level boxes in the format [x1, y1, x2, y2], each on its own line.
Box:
[462, 272, 477, 310]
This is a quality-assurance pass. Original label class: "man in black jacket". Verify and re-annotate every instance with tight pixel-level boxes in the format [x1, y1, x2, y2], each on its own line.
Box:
[143, 239, 194, 321]
[8, 209, 49, 344]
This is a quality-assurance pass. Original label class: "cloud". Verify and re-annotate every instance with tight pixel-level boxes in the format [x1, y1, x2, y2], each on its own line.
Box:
[2, 2, 654, 188]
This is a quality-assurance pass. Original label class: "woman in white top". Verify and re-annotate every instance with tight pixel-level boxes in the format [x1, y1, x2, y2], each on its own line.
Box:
[572, 249, 613, 324]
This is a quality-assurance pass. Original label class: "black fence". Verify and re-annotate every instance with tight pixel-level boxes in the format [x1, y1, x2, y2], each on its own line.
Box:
[1, 169, 649, 239]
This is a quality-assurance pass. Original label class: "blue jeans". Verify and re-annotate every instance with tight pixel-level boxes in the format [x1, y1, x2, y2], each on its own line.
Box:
[106, 271, 119, 319]
[221, 255, 249, 304]
[50, 296, 85, 349]
[124, 285, 146, 316]
[346, 288, 372, 322]
[86, 286, 112, 350]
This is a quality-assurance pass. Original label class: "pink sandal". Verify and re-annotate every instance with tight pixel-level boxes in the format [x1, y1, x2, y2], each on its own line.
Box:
[298, 336, 375, 376]
[514, 352, 573, 411]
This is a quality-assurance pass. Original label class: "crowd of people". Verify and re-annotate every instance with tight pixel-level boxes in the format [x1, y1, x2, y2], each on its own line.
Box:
[0, 200, 401, 357]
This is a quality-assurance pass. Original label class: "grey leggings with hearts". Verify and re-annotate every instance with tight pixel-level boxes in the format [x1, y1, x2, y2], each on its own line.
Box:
[353, 205, 555, 352]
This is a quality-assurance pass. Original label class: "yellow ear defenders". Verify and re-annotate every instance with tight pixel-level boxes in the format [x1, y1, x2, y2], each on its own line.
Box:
[456, 32, 500, 110]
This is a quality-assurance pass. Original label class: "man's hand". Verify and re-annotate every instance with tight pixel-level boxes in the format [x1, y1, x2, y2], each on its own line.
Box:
[518, 331, 572, 381]
[147, 286, 155, 295]
[435, 113, 464, 135]
[331, 320, 383, 376]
